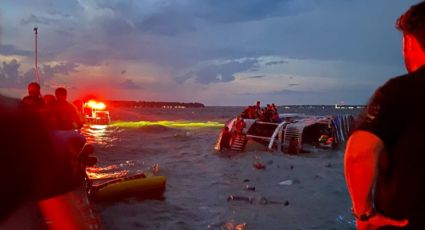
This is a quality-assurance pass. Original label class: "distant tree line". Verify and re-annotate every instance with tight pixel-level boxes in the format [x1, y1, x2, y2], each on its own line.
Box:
[107, 100, 205, 108]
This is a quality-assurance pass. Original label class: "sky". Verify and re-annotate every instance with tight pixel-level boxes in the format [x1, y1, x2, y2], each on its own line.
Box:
[0, 0, 421, 105]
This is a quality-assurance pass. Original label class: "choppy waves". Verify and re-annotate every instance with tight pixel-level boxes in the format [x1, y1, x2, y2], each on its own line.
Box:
[86, 107, 356, 229]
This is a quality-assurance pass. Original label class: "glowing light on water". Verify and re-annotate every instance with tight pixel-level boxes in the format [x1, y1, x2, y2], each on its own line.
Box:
[208, 221, 247, 230]
[86, 169, 129, 180]
[89, 124, 108, 129]
[110, 120, 223, 129]
[81, 124, 116, 146]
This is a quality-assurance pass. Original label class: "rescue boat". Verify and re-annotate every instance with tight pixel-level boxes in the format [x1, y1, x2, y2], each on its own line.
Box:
[82, 99, 111, 125]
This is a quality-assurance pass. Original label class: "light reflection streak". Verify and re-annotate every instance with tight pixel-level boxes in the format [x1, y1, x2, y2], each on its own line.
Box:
[81, 124, 116, 146]
[110, 120, 223, 129]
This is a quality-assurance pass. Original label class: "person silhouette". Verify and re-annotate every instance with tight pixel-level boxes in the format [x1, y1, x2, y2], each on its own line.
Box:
[345, 2, 425, 229]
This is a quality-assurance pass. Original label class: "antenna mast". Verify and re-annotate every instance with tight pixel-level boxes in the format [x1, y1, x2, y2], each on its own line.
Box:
[33, 27, 40, 83]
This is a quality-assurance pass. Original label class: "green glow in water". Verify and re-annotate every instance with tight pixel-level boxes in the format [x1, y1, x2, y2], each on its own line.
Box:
[110, 120, 223, 129]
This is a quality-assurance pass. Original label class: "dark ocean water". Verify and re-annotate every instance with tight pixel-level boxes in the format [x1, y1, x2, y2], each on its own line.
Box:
[83, 106, 362, 230]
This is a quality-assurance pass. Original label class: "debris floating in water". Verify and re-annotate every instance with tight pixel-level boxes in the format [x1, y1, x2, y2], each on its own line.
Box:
[244, 185, 255, 191]
[227, 195, 254, 204]
[253, 162, 266, 170]
[278, 180, 293, 186]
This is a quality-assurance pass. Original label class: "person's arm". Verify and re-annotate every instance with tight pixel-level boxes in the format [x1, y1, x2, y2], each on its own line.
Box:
[344, 130, 383, 215]
[345, 131, 408, 229]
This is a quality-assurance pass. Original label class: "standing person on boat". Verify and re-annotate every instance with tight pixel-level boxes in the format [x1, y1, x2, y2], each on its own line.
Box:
[235, 116, 246, 135]
[22, 82, 45, 109]
[52, 87, 83, 130]
[345, 2, 425, 229]
[220, 126, 232, 150]
[229, 116, 247, 149]
[270, 103, 281, 122]
[232, 115, 246, 138]
[254, 100, 262, 118]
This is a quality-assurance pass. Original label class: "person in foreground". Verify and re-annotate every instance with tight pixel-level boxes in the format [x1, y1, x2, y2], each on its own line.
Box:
[21, 82, 45, 109]
[345, 1, 425, 229]
[52, 87, 83, 130]
[0, 94, 99, 229]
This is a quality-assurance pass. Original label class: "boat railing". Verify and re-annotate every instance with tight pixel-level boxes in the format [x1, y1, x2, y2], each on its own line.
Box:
[267, 121, 287, 151]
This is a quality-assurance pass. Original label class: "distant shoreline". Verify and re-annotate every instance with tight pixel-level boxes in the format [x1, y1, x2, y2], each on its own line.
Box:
[106, 101, 365, 109]
[107, 100, 205, 108]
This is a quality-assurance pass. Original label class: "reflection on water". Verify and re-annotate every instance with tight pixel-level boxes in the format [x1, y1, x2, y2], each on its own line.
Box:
[81, 124, 126, 182]
[85, 161, 139, 183]
[81, 124, 118, 146]
[208, 221, 247, 230]
[86, 167, 129, 180]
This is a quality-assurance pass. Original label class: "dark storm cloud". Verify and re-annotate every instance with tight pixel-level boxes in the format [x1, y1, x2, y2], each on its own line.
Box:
[94, 16, 134, 36]
[47, 9, 72, 19]
[63, 0, 293, 67]
[0, 59, 29, 88]
[20, 14, 54, 25]
[0, 44, 32, 56]
[178, 59, 259, 84]
[66, 49, 109, 66]
[0, 59, 78, 88]
[40, 62, 79, 80]
[19, 0, 303, 73]
[92, 0, 292, 35]
[119, 79, 142, 89]
[259, 1, 418, 66]
[288, 83, 299, 87]
[265, 60, 288, 66]
[12, 0, 416, 70]
[136, 7, 196, 36]
[246, 75, 266, 79]
[192, 0, 294, 23]
[0, 59, 20, 87]
[2, 0, 419, 104]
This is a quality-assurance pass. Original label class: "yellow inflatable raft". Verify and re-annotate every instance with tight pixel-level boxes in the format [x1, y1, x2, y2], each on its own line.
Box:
[90, 173, 166, 201]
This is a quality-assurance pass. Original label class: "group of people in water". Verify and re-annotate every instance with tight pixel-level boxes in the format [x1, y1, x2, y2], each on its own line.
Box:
[21, 82, 83, 131]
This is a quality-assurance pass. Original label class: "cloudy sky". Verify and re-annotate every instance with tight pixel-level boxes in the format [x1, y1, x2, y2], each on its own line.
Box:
[0, 0, 420, 105]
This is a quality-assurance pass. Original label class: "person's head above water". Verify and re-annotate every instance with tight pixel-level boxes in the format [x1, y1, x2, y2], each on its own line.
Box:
[27, 82, 41, 97]
[396, 1, 425, 72]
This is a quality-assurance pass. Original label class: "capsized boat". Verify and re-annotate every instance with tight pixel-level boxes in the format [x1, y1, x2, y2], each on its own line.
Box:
[215, 113, 354, 152]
